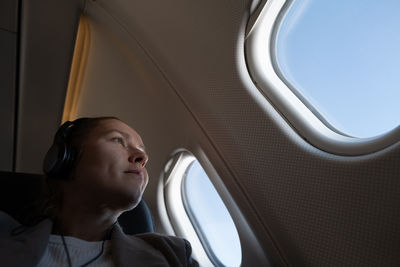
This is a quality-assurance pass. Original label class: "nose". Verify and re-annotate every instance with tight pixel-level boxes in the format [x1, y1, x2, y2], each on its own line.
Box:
[128, 149, 148, 168]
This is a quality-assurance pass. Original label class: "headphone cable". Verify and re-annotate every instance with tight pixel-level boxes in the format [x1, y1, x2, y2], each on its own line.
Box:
[60, 223, 115, 267]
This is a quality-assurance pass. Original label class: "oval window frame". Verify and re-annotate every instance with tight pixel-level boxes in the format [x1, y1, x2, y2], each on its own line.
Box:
[245, 0, 400, 155]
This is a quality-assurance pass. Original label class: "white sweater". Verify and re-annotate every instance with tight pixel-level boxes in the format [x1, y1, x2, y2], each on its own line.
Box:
[37, 235, 115, 267]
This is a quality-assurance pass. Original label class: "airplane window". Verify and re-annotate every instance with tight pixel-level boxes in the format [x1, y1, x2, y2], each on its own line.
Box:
[182, 160, 241, 267]
[163, 152, 242, 267]
[274, 0, 400, 138]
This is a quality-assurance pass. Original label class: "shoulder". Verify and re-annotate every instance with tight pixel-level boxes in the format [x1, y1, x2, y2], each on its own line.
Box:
[135, 232, 190, 248]
[0, 211, 21, 235]
[133, 233, 199, 267]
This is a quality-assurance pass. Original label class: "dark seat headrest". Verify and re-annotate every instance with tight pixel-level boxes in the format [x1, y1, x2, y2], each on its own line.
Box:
[119, 200, 155, 234]
[0, 171, 44, 222]
[0, 171, 154, 234]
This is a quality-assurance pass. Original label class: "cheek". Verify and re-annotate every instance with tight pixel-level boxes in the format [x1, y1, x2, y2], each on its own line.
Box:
[81, 145, 122, 167]
[142, 170, 149, 190]
[74, 148, 119, 181]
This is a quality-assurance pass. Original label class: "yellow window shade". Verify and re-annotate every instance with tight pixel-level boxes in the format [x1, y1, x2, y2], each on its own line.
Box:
[62, 15, 90, 123]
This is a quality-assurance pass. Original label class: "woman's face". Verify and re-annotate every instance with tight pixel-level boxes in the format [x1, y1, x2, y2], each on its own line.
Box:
[66, 119, 149, 211]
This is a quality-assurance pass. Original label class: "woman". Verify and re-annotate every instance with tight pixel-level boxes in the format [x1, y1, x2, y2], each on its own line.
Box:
[0, 117, 198, 267]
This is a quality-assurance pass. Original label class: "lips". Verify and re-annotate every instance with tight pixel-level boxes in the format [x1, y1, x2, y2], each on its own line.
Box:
[124, 169, 142, 175]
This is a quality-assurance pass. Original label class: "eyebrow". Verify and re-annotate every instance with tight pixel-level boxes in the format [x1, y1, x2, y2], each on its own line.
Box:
[105, 129, 146, 151]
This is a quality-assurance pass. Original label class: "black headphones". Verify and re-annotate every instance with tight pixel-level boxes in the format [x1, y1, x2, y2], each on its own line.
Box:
[43, 118, 89, 179]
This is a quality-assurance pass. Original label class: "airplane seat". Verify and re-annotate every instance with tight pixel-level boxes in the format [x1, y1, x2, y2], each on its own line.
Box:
[118, 199, 155, 234]
[0, 171, 154, 234]
[0, 171, 44, 224]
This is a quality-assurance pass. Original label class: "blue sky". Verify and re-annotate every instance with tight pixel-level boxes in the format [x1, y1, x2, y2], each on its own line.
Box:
[185, 160, 241, 267]
[275, 0, 400, 138]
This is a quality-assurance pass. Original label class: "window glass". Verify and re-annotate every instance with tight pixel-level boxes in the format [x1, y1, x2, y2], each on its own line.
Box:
[275, 0, 400, 137]
[182, 160, 241, 267]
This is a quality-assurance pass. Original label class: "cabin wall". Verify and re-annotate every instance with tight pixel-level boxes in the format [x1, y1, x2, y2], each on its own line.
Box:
[14, 0, 83, 173]
[0, 0, 18, 171]
[0, 0, 84, 173]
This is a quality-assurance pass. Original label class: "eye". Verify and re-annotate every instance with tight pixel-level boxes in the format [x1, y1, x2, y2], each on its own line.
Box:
[112, 137, 125, 146]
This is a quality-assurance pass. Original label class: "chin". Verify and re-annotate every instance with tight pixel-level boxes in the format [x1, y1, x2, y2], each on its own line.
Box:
[114, 189, 143, 211]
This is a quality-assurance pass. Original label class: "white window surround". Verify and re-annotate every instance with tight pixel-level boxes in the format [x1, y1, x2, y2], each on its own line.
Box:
[162, 151, 252, 267]
[160, 150, 273, 266]
[245, 0, 400, 156]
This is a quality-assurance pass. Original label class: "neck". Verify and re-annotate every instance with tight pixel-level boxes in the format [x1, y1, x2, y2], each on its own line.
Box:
[53, 205, 120, 241]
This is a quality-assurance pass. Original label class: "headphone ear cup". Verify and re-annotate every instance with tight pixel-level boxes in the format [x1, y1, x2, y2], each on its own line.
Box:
[43, 128, 76, 179]
[43, 119, 88, 179]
